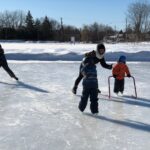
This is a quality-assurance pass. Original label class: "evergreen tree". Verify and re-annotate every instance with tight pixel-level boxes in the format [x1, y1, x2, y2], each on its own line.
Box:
[25, 10, 35, 40]
[41, 16, 53, 40]
[25, 11, 34, 30]
[35, 19, 41, 40]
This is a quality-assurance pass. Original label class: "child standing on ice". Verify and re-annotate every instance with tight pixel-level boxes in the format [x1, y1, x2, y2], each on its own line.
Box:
[112, 55, 131, 95]
[78, 57, 99, 114]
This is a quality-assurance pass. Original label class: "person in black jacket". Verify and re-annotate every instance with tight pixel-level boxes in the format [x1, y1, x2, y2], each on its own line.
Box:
[72, 43, 112, 94]
[0, 44, 18, 80]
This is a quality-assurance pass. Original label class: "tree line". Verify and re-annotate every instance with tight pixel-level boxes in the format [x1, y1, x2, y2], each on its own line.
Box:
[0, 1, 150, 42]
[0, 10, 115, 42]
[126, 1, 150, 41]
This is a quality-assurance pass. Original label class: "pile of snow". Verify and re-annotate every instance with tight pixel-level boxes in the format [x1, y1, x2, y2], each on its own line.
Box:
[1, 41, 150, 61]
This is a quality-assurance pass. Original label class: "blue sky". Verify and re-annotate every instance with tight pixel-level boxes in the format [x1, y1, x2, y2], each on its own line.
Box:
[0, 0, 149, 30]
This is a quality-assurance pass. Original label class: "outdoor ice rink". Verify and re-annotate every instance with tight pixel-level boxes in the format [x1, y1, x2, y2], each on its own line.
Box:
[0, 62, 149, 150]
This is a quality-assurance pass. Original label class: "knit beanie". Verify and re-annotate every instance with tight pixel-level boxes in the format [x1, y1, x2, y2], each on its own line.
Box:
[96, 43, 105, 59]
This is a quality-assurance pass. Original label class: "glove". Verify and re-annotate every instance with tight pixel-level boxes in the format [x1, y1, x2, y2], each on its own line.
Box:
[109, 64, 113, 69]
[113, 75, 117, 78]
[127, 74, 131, 77]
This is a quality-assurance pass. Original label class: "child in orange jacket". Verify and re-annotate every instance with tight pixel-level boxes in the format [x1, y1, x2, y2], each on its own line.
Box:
[112, 55, 131, 95]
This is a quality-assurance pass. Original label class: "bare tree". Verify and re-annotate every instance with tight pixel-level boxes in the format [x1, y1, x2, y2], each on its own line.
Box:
[127, 1, 150, 40]
[81, 23, 114, 43]
[0, 13, 5, 28]
[0, 10, 26, 28]
[81, 25, 91, 42]
[12, 10, 26, 28]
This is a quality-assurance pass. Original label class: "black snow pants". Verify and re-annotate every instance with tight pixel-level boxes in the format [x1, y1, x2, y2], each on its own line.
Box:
[79, 87, 98, 114]
[114, 78, 124, 93]
[73, 64, 83, 88]
[0, 55, 16, 78]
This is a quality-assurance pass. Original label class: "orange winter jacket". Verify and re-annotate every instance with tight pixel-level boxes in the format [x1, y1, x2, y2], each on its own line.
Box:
[112, 63, 130, 80]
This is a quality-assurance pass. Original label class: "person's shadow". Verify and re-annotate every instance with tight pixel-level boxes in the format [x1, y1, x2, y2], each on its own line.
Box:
[0, 81, 49, 93]
[84, 112, 150, 132]
[100, 95, 150, 108]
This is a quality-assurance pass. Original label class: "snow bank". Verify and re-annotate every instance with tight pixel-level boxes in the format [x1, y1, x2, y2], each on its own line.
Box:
[5, 51, 150, 61]
[1, 41, 150, 61]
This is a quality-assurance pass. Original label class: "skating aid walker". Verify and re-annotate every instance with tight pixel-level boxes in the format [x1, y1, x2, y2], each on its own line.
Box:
[108, 76, 137, 99]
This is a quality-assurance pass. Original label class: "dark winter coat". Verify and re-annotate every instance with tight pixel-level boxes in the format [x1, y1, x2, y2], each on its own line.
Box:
[83, 50, 112, 69]
[81, 63, 98, 89]
[73, 50, 112, 89]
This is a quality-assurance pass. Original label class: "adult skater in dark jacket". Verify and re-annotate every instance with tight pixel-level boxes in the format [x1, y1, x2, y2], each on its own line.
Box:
[72, 43, 112, 94]
[0, 44, 18, 80]
[79, 57, 99, 114]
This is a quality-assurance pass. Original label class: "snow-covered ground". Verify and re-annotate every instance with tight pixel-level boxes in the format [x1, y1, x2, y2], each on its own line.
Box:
[0, 41, 150, 61]
[1, 41, 150, 53]
[0, 61, 149, 150]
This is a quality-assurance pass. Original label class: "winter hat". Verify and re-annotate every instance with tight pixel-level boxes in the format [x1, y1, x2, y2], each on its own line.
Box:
[118, 55, 126, 63]
[97, 43, 105, 51]
[96, 43, 105, 59]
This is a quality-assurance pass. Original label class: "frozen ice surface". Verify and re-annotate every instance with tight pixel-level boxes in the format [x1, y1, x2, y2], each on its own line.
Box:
[0, 61, 149, 150]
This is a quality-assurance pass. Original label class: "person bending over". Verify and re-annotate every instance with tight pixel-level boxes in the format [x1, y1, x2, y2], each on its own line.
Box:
[72, 43, 112, 94]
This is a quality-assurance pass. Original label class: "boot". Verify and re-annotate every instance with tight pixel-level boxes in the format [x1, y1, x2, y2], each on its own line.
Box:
[14, 76, 19, 81]
[72, 86, 77, 94]
[97, 89, 101, 93]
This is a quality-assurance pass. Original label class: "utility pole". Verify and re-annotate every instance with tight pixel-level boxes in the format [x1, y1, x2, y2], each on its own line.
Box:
[126, 18, 128, 41]
[60, 17, 64, 42]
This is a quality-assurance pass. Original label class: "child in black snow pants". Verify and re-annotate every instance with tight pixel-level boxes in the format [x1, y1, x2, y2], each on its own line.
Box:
[78, 57, 99, 114]
[0, 44, 18, 80]
[112, 55, 131, 95]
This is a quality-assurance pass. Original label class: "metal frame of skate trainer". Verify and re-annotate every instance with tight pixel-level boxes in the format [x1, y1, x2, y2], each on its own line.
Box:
[108, 76, 137, 99]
